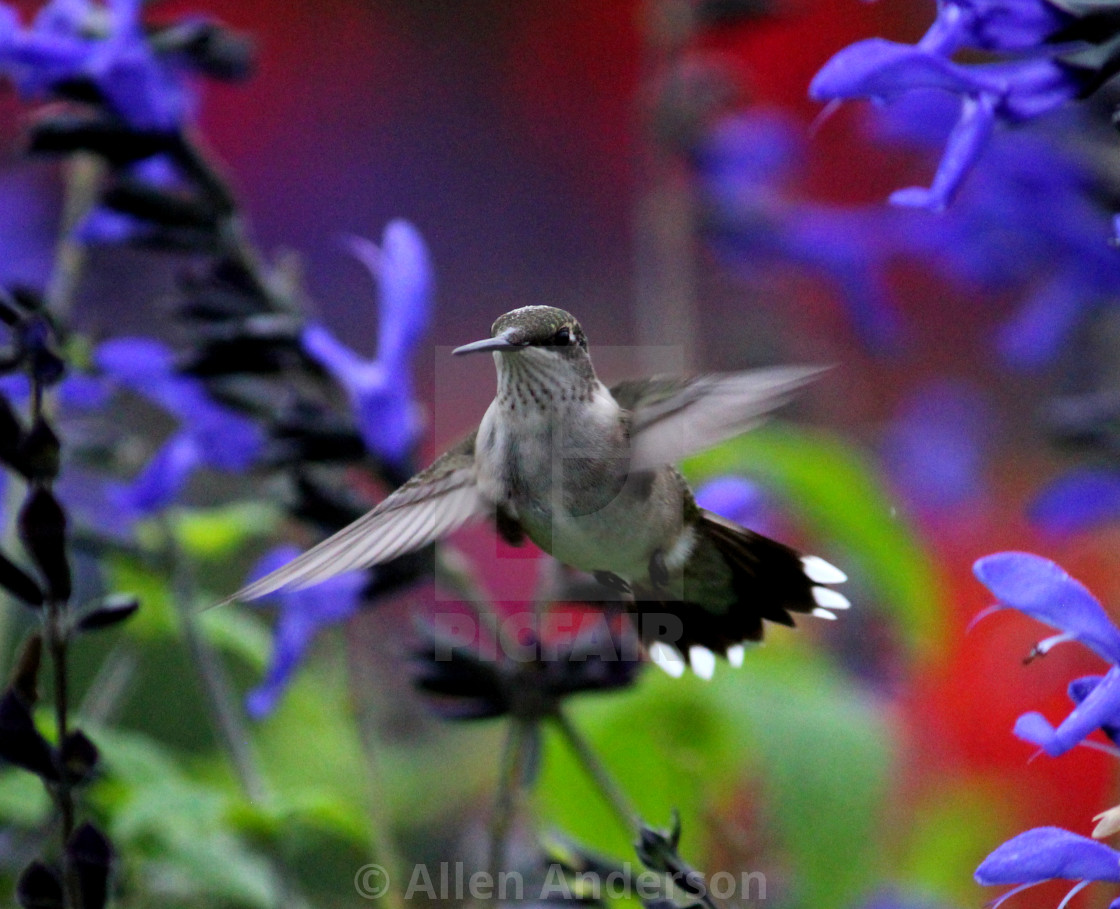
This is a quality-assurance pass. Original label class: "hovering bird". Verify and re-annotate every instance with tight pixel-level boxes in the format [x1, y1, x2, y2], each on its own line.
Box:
[227, 306, 847, 678]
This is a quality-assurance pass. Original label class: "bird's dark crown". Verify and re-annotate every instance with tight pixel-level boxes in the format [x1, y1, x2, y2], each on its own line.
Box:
[491, 306, 587, 351]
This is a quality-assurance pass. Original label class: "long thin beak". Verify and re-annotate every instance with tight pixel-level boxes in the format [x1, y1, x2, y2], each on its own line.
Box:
[452, 334, 523, 356]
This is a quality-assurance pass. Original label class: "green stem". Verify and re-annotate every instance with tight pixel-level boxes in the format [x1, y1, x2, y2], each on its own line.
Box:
[169, 539, 267, 803]
[168, 538, 313, 909]
[485, 719, 532, 897]
[45, 154, 104, 323]
[45, 598, 81, 909]
[551, 709, 640, 837]
[349, 681, 409, 909]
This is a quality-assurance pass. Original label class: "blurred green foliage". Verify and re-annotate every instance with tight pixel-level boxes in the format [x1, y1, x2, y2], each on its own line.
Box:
[0, 426, 991, 908]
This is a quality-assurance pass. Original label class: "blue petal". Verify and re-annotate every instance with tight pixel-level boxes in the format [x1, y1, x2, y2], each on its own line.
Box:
[882, 379, 988, 513]
[359, 219, 432, 371]
[975, 827, 1120, 884]
[1014, 664, 1120, 755]
[889, 93, 994, 211]
[94, 337, 174, 384]
[116, 432, 201, 514]
[810, 39, 986, 103]
[245, 546, 366, 718]
[997, 274, 1091, 369]
[973, 552, 1120, 663]
[1031, 469, 1120, 536]
[695, 476, 772, 532]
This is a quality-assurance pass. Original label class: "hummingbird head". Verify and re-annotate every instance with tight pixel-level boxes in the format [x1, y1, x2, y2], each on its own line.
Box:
[453, 306, 596, 399]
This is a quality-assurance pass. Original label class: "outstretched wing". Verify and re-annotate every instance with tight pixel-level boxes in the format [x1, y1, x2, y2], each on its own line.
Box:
[223, 433, 484, 604]
[613, 366, 825, 471]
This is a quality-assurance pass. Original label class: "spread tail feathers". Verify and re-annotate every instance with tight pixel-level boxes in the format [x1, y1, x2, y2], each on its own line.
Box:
[632, 510, 848, 672]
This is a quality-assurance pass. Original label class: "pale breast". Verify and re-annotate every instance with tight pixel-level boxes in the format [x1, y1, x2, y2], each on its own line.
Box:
[475, 389, 688, 579]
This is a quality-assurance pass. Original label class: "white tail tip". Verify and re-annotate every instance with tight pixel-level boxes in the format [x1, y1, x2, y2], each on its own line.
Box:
[649, 642, 686, 678]
[727, 644, 745, 668]
[811, 607, 837, 620]
[689, 645, 716, 680]
[802, 555, 847, 585]
[812, 587, 850, 611]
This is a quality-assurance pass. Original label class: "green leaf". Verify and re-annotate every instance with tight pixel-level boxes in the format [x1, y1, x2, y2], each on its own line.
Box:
[537, 643, 893, 909]
[88, 725, 278, 908]
[0, 766, 50, 825]
[896, 780, 1007, 908]
[713, 643, 893, 909]
[105, 554, 178, 641]
[171, 502, 281, 560]
[684, 425, 943, 660]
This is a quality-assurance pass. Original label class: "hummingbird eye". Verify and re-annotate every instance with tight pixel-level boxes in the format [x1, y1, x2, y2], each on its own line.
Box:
[550, 327, 572, 346]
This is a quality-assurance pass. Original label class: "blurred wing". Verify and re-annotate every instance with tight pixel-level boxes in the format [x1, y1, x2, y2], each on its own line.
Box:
[223, 435, 483, 603]
[616, 366, 826, 471]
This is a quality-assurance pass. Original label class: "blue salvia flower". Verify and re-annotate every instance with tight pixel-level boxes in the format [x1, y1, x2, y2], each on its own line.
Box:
[694, 109, 903, 348]
[918, 0, 1072, 55]
[244, 545, 365, 718]
[0, 0, 193, 131]
[1031, 469, 1120, 536]
[75, 155, 184, 244]
[872, 91, 1118, 369]
[94, 337, 263, 517]
[881, 380, 989, 517]
[973, 552, 1120, 757]
[810, 0, 1086, 211]
[975, 826, 1120, 908]
[301, 219, 432, 469]
[694, 475, 776, 537]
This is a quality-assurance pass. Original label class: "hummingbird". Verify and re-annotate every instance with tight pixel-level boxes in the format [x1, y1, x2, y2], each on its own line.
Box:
[227, 305, 847, 678]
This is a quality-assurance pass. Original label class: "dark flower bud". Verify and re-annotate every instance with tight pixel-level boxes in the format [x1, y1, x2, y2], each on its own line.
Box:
[288, 471, 368, 531]
[152, 20, 256, 82]
[1057, 32, 1120, 96]
[102, 180, 219, 230]
[263, 406, 367, 466]
[65, 822, 113, 909]
[178, 335, 302, 378]
[21, 316, 66, 388]
[9, 634, 42, 703]
[635, 812, 707, 898]
[412, 616, 643, 722]
[18, 486, 71, 603]
[0, 688, 57, 779]
[59, 730, 99, 785]
[27, 113, 174, 164]
[18, 418, 61, 482]
[15, 860, 64, 909]
[77, 594, 140, 632]
[0, 549, 46, 608]
[51, 76, 105, 107]
[0, 394, 26, 467]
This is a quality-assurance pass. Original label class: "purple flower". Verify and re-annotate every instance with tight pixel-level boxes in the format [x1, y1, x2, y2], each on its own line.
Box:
[302, 219, 432, 468]
[881, 380, 988, 516]
[974, 552, 1120, 756]
[1031, 468, 1120, 536]
[811, 39, 1084, 210]
[94, 336, 263, 517]
[975, 826, 1120, 908]
[694, 110, 903, 349]
[919, 0, 1073, 55]
[0, 0, 193, 131]
[75, 155, 184, 245]
[694, 475, 775, 536]
[244, 545, 366, 718]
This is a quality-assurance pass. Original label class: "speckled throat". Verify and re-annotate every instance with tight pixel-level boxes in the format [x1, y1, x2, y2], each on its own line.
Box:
[494, 347, 598, 411]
